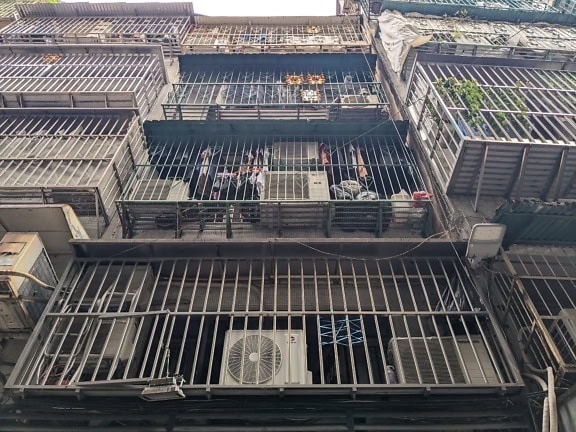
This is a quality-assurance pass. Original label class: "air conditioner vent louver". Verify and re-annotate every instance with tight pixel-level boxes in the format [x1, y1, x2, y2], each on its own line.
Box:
[271, 142, 319, 170]
[129, 179, 187, 201]
[227, 335, 282, 384]
[391, 337, 465, 384]
[261, 172, 329, 202]
[389, 336, 499, 385]
[260, 172, 330, 228]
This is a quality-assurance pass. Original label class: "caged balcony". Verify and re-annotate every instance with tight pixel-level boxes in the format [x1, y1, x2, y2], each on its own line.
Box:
[0, 111, 147, 237]
[0, 2, 194, 56]
[0, 45, 166, 115]
[118, 124, 430, 239]
[490, 248, 576, 386]
[162, 54, 389, 121]
[372, 0, 576, 25]
[377, 13, 576, 80]
[6, 242, 523, 397]
[0, 0, 45, 19]
[182, 16, 369, 54]
[406, 61, 576, 207]
[555, 0, 576, 14]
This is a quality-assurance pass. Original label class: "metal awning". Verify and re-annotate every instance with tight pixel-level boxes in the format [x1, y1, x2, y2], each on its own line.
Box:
[493, 200, 576, 246]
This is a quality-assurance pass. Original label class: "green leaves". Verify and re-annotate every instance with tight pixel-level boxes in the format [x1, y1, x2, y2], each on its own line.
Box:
[434, 77, 529, 135]
[436, 77, 483, 127]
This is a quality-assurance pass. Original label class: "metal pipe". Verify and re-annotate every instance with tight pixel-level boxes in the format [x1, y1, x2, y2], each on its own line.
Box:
[542, 396, 550, 432]
[523, 373, 549, 432]
[548, 366, 558, 432]
[0, 270, 55, 291]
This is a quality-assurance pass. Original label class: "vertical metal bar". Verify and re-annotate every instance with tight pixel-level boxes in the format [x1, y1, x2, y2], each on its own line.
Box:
[474, 145, 489, 212]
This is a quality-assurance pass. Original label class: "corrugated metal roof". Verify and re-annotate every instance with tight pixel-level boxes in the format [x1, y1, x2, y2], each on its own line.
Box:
[492, 200, 576, 246]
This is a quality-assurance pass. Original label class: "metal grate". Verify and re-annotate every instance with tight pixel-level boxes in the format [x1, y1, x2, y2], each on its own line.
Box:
[118, 134, 430, 238]
[0, 0, 47, 19]
[380, 0, 558, 11]
[0, 16, 191, 56]
[7, 251, 522, 396]
[0, 45, 166, 114]
[406, 61, 576, 205]
[555, 0, 576, 14]
[388, 16, 576, 79]
[15, 2, 194, 18]
[163, 55, 388, 121]
[374, 0, 575, 25]
[183, 16, 368, 54]
[0, 112, 147, 237]
[491, 248, 576, 385]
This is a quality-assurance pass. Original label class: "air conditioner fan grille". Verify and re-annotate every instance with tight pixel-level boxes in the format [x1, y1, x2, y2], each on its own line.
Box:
[227, 335, 282, 384]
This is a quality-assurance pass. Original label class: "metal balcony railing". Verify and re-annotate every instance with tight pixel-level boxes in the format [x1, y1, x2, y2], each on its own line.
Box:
[0, 16, 191, 56]
[0, 112, 147, 237]
[0, 45, 166, 115]
[406, 61, 576, 206]
[118, 134, 430, 239]
[377, 14, 576, 80]
[163, 69, 388, 121]
[491, 248, 576, 386]
[6, 247, 523, 396]
[373, 0, 576, 25]
[183, 16, 368, 54]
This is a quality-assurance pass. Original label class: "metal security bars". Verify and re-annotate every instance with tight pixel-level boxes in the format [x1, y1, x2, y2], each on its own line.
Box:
[382, 0, 557, 11]
[0, 112, 147, 237]
[390, 16, 576, 79]
[118, 134, 429, 239]
[0, 45, 166, 115]
[164, 73, 387, 121]
[7, 251, 523, 396]
[490, 248, 576, 386]
[15, 2, 194, 18]
[183, 16, 368, 54]
[555, 0, 576, 14]
[0, 17, 192, 56]
[376, 0, 576, 25]
[0, 0, 47, 19]
[406, 61, 576, 205]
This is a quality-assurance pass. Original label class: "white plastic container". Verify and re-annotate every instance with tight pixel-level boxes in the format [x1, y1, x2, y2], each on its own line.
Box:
[391, 189, 413, 224]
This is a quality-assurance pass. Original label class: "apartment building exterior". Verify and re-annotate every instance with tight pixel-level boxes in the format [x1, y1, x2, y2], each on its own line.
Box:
[0, 0, 574, 431]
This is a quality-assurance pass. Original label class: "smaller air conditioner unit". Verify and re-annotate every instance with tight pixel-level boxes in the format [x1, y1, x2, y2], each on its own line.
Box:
[388, 336, 500, 385]
[0, 233, 57, 332]
[271, 142, 319, 170]
[340, 94, 379, 105]
[129, 179, 188, 201]
[260, 171, 330, 228]
[220, 330, 312, 385]
[96, 318, 138, 363]
[549, 309, 576, 364]
[46, 317, 138, 365]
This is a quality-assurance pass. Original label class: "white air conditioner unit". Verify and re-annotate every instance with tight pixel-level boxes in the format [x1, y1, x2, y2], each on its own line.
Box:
[45, 266, 153, 378]
[219, 330, 312, 385]
[129, 179, 188, 201]
[95, 318, 138, 363]
[340, 94, 379, 105]
[0, 232, 57, 332]
[549, 309, 576, 364]
[271, 142, 319, 170]
[260, 171, 330, 228]
[388, 336, 500, 385]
